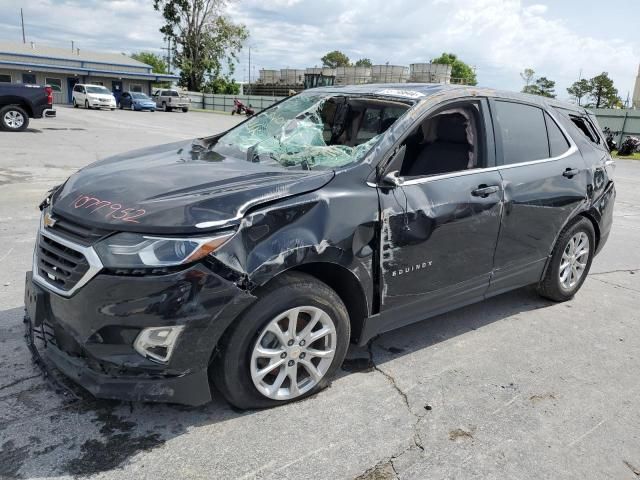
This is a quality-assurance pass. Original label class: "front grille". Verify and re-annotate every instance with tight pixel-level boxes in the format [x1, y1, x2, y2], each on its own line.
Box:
[37, 234, 90, 291]
[47, 214, 112, 246]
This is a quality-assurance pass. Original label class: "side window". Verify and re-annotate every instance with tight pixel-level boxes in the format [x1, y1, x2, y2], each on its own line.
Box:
[357, 109, 382, 143]
[399, 102, 484, 177]
[494, 101, 549, 164]
[544, 112, 570, 157]
[569, 114, 600, 144]
[73, 85, 82, 93]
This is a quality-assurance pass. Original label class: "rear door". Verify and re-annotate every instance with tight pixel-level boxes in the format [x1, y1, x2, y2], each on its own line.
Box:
[487, 99, 589, 295]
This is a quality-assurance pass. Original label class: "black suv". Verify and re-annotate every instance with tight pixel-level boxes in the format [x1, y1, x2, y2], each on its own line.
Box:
[25, 84, 615, 409]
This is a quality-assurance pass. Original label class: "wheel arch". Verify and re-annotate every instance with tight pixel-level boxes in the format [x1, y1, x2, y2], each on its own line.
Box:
[1, 101, 33, 117]
[539, 210, 599, 283]
[289, 262, 370, 342]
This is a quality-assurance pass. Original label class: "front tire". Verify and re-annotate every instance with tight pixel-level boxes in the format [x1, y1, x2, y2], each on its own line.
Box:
[538, 217, 595, 302]
[84, 100, 90, 110]
[0, 105, 29, 131]
[212, 272, 350, 409]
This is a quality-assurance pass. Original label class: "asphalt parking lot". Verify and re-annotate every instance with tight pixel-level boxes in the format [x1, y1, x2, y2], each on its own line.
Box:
[1, 106, 639, 480]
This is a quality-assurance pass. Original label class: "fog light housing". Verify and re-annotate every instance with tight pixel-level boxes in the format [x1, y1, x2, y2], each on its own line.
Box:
[134, 326, 184, 364]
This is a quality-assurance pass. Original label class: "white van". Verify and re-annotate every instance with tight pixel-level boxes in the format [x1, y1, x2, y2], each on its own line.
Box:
[72, 84, 116, 110]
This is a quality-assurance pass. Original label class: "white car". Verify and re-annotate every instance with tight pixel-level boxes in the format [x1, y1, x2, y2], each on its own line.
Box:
[72, 84, 116, 110]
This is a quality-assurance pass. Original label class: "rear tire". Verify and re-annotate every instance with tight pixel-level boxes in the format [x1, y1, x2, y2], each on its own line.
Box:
[182, 107, 189, 113]
[538, 217, 595, 302]
[73, 98, 78, 108]
[211, 272, 350, 409]
[0, 105, 29, 131]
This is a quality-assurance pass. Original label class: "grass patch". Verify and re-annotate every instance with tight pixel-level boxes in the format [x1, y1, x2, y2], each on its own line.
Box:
[613, 151, 640, 160]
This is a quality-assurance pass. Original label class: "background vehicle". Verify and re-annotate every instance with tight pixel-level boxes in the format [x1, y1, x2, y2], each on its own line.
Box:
[72, 84, 116, 110]
[0, 83, 55, 131]
[119, 91, 156, 111]
[617, 135, 640, 156]
[152, 89, 190, 112]
[231, 98, 254, 116]
[25, 85, 615, 410]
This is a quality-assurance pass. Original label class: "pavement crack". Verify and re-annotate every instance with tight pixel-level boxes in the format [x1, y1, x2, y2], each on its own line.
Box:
[624, 460, 640, 477]
[0, 374, 40, 392]
[356, 340, 427, 479]
[591, 268, 639, 276]
[590, 276, 640, 294]
[367, 341, 412, 412]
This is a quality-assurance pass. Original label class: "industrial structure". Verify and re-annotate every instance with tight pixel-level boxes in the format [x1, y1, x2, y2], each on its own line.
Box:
[633, 65, 640, 109]
[0, 41, 178, 104]
[248, 62, 456, 95]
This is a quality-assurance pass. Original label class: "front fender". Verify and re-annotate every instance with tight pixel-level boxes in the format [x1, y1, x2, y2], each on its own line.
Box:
[209, 187, 379, 314]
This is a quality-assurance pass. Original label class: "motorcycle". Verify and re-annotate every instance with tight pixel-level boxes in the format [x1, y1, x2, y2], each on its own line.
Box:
[231, 99, 255, 116]
[617, 135, 640, 156]
[602, 127, 617, 152]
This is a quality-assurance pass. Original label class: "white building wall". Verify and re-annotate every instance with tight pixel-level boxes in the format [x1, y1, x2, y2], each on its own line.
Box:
[633, 65, 640, 109]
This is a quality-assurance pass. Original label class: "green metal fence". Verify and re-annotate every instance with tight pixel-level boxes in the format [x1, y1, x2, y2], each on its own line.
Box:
[185, 92, 285, 113]
[591, 108, 640, 145]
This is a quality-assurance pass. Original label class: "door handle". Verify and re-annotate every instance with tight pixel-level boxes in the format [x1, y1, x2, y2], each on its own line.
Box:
[471, 185, 500, 198]
[562, 168, 580, 178]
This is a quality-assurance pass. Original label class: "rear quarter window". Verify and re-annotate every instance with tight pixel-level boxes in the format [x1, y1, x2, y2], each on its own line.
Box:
[568, 114, 601, 145]
[494, 100, 549, 164]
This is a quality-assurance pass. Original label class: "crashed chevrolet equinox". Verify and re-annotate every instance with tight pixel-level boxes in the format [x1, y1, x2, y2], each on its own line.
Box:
[25, 84, 615, 409]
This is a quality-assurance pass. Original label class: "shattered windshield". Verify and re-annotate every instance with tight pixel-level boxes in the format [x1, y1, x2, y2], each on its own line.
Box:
[213, 93, 409, 170]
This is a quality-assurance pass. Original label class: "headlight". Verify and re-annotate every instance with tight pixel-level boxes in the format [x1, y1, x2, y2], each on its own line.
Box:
[95, 231, 234, 268]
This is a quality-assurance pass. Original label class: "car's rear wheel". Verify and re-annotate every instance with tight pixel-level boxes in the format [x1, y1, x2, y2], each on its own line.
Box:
[0, 105, 29, 131]
[538, 217, 595, 302]
[182, 107, 189, 113]
[73, 98, 78, 108]
[211, 272, 350, 409]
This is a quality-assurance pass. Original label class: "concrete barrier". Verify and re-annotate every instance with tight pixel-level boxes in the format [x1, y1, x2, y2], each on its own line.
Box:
[185, 92, 285, 113]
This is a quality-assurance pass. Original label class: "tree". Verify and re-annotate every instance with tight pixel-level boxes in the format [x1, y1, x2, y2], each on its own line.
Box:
[354, 58, 372, 67]
[523, 76, 556, 98]
[566, 79, 591, 106]
[588, 72, 619, 108]
[131, 52, 168, 74]
[431, 53, 477, 85]
[153, 0, 248, 92]
[520, 68, 535, 87]
[203, 76, 240, 94]
[321, 50, 350, 68]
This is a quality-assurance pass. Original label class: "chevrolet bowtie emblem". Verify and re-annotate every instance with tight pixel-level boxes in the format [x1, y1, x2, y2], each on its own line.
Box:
[43, 212, 57, 228]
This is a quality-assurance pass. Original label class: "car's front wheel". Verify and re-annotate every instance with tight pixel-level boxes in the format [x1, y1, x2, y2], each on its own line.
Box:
[212, 272, 350, 409]
[538, 217, 595, 302]
[0, 105, 29, 131]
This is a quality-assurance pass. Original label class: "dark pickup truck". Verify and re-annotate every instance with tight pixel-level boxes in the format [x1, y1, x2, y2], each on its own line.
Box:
[0, 83, 56, 131]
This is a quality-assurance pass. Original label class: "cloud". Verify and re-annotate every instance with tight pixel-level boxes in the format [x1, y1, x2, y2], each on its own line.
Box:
[0, 0, 637, 100]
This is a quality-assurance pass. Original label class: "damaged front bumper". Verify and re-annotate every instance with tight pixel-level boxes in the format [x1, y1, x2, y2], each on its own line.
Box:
[24, 264, 255, 406]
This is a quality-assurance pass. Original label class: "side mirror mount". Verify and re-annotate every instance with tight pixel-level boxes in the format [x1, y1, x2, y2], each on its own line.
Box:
[382, 170, 403, 187]
[379, 145, 406, 187]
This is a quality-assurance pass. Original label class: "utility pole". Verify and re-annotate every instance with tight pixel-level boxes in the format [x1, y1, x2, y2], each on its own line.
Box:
[161, 37, 172, 74]
[71, 40, 74, 52]
[20, 8, 25, 43]
[248, 46, 251, 94]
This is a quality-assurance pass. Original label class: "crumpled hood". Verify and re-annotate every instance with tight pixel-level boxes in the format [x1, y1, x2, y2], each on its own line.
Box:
[52, 139, 334, 234]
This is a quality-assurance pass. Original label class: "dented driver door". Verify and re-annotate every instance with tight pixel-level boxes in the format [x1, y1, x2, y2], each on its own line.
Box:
[372, 98, 503, 335]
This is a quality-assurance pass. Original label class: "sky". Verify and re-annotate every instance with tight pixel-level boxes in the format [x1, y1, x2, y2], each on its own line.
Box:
[0, 0, 638, 101]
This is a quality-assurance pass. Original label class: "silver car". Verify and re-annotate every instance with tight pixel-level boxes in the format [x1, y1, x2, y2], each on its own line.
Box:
[152, 89, 191, 112]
